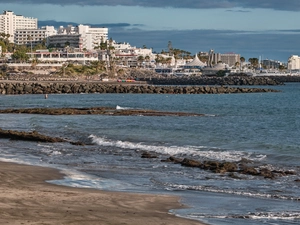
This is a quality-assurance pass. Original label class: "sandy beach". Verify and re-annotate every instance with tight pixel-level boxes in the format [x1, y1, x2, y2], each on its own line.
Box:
[0, 161, 205, 225]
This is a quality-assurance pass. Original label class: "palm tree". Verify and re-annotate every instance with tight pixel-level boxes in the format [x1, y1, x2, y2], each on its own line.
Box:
[248, 58, 259, 69]
[137, 55, 144, 67]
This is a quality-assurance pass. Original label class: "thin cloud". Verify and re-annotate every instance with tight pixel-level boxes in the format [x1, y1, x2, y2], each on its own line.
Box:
[38, 20, 137, 29]
[226, 9, 251, 13]
[2, 0, 300, 11]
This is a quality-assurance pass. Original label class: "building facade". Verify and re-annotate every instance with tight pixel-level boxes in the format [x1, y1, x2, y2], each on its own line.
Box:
[261, 59, 282, 70]
[47, 34, 83, 49]
[29, 49, 98, 63]
[220, 53, 241, 67]
[14, 26, 57, 47]
[207, 50, 240, 67]
[0, 10, 37, 43]
[56, 25, 108, 50]
[288, 55, 300, 70]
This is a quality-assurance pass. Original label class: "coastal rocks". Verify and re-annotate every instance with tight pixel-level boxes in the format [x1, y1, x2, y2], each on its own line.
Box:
[158, 155, 296, 179]
[0, 107, 205, 117]
[0, 82, 280, 95]
[0, 128, 85, 145]
[149, 76, 284, 86]
[141, 152, 158, 159]
[270, 76, 300, 83]
[0, 129, 63, 143]
[181, 158, 203, 167]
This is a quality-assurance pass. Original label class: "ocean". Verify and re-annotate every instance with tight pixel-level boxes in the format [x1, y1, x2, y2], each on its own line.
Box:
[0, 83, 299, 225]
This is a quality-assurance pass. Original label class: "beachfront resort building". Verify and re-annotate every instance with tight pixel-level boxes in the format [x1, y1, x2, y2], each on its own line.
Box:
[220, 53, 241, 67]
[108, 41, 155, 67]
[49, 25, 108, 51]
[0, 10, 37, 43]
[47, 34, 83, 50]
[287, 55, 300, 70]
[14, 26, 57, 47]
[206, 50, 240, 67]
[28, 49, 99, 63]
[261, 59, 283, 70]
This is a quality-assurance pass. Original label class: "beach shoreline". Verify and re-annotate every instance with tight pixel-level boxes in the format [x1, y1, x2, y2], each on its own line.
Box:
[0, 161, 205, 225]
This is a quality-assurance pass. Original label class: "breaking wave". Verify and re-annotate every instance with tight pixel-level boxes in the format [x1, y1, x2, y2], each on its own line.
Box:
[163, 183, 300, 201]
[189, 211, 300, 221]
[116, 105, 132, 110]
[89, 135, 266, 162]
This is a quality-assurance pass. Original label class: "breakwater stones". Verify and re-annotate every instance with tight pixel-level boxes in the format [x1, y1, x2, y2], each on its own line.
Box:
[0, 82, 280, 95]
[149, 76, 284, 86]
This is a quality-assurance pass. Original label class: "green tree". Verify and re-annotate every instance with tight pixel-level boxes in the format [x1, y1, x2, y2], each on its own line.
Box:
[137, 55, 144, 67]
[248, 58, 259, 68]
[11, 49, 29, 62]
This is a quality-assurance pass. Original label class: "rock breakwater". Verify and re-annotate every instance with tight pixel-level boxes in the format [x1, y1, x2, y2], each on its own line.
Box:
[149, 76, 283, 86]
[0, 82, 280, 95]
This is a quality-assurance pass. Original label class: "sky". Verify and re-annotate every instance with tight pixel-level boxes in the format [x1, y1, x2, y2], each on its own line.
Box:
[2, 0, 300, 62]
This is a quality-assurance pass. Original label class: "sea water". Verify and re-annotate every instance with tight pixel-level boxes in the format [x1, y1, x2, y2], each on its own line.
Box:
[0, 83, 299, 225]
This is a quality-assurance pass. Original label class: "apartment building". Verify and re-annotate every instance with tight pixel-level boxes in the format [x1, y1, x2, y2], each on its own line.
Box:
[261, 59, 282, 70]
[15, 26, 57, 47]
[220, 53, 241, 67]
[287, 55, 300, 70]
[47, 34, 83, 49]
[55, 24, 108, 50]
[0, 10, 37, 43]
[207, 50, 240, 67]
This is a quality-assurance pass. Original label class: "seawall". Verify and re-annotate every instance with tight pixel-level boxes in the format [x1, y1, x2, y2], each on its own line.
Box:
[0, 82, 280, 95]
[148, 76, 283, 86]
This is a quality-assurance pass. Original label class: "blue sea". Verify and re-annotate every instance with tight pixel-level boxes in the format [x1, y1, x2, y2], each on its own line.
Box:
[0, 83, 299, 225]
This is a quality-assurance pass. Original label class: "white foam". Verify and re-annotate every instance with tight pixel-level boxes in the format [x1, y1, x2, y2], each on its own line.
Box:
[89, 135, 265, 162]
[187, 211, 300, 220]
[166, 183, 298, 200]
[116, 105, 132, 110]
[48, 168, 133, 190]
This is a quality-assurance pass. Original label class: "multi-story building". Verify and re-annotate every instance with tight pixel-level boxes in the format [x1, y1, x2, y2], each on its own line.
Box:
[29, 49, 98, 63]
[0, 10, 37, 43]
[55, 24, 108, 50]
[97, 40, 155, 67]
[14, 26, 57, 47]
[47, 34, 83, 49]
[261, 59, 282, 70]
[207, 50, 240, 67]
[287, 55, 300, 70]
[220, 53, 240, 67]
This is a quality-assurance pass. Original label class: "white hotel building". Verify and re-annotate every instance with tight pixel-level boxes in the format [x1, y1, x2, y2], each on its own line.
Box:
[49, 24, 108, 51]
[14, 26, 57, 47]
[287, 55, 300, 70]
[0, 10, 37, 43]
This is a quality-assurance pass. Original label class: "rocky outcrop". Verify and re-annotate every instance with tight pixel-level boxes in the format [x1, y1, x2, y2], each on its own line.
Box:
[0, 128, 84, 145]
[0, 107, 205, 117]
[158, 156, 296, 179]
[0, 82, 280, 95]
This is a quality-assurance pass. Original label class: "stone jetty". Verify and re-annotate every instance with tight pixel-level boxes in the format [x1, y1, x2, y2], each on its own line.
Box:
[0, 82, 280, 95]
[149, 76, 283, 86]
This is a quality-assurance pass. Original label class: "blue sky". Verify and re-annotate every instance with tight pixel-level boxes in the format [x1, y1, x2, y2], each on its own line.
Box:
[2, 0, 300, 62]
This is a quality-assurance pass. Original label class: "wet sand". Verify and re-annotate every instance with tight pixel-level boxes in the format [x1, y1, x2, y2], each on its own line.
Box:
[0, 161, 205, 225]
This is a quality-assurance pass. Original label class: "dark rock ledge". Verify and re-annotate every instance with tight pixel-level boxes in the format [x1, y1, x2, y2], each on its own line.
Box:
[0, 107, 205, 117]
[0, 128, 84, 145]
[141, 152, 297, 180]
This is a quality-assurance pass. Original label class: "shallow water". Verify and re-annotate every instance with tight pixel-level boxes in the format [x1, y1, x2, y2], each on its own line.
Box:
[0, 83, 299, 225]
